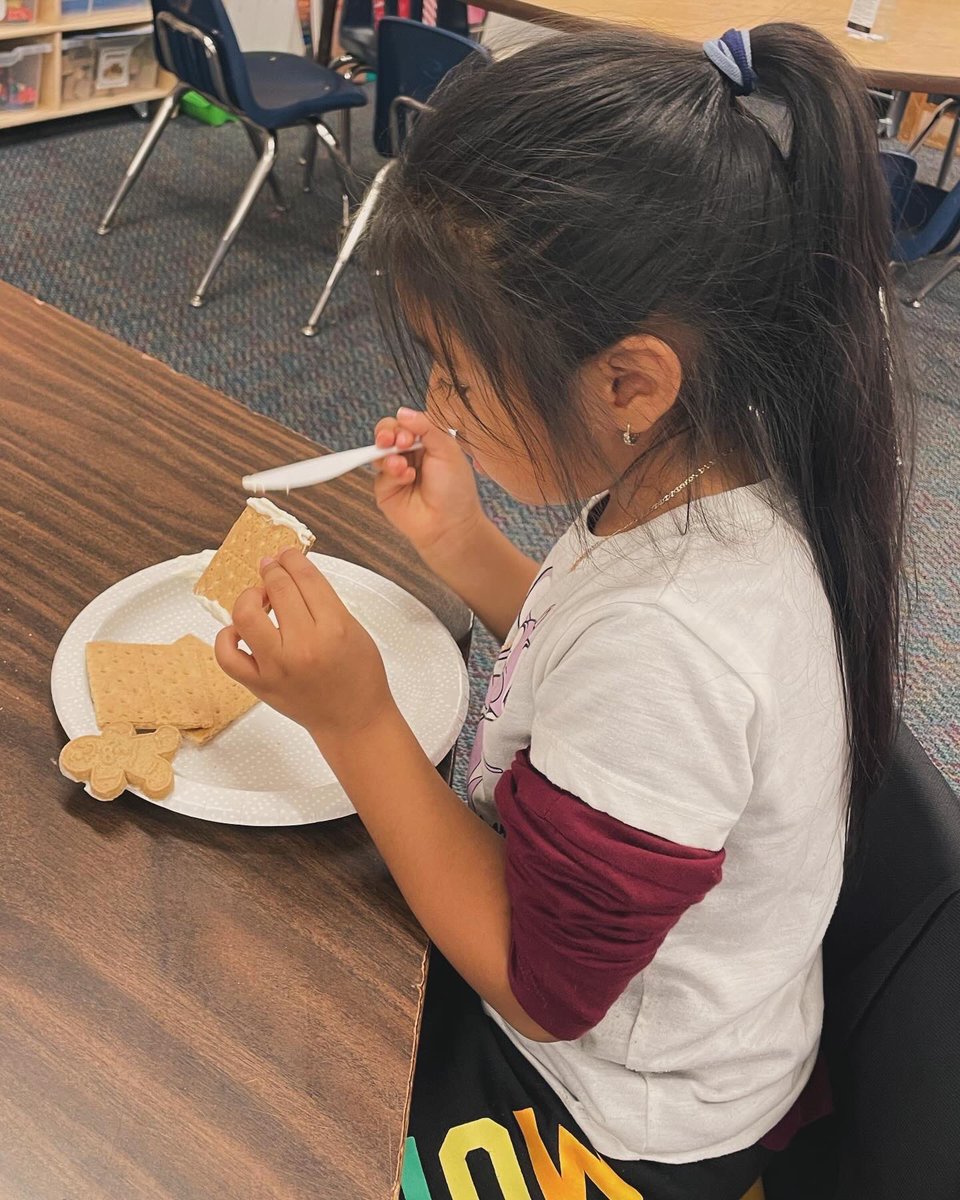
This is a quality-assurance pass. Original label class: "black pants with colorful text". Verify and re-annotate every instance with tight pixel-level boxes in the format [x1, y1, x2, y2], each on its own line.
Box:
[402, 951, 773, 1200]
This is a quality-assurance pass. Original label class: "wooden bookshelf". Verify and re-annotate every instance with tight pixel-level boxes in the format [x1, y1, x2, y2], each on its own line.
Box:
[899, 93, 960, 158]
[0, 1, 172, 131]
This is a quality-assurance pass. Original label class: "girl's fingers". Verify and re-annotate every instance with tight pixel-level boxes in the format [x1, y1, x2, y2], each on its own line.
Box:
[395, 407, 462, 462]
[260, 558, 314, 644]
[275, 547, 347, 625]
[373, 416, 422, 477]
[388, 453, 417, 475]
[232, 586, 281, 661]
[214, 625, 260, 687]
[377, 408, 460, 466]
[374, 416, 399, 447]
[373, 466, 416, 507]
[373, 452, 408, 475]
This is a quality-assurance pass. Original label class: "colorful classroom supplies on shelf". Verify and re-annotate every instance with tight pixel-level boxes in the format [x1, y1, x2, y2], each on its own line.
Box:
[0, 40, 48, 110]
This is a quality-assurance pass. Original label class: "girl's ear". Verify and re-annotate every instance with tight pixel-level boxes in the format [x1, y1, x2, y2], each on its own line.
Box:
[584, 335, 683, 435]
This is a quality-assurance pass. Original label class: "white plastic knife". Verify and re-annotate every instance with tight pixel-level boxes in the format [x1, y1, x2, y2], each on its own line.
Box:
[242, 441, 423, 493]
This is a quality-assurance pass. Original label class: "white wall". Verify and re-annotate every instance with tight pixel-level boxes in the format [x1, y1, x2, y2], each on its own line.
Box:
[223, 0, 305, 55]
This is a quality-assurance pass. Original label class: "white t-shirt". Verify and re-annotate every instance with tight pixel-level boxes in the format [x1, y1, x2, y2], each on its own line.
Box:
[466, 483, 848, 1163]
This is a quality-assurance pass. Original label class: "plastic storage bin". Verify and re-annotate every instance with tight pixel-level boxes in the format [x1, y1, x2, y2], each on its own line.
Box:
[0, 41, 50, 111]
[60, 0, 90, 14]
[0, 1, 38, 25]
[61, 0, 141, 14]
[61, 25, 157, 102]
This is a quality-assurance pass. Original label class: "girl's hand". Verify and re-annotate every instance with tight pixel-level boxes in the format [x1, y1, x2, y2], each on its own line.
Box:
[214, 549, 395, 746]
[373, 407, 484, 559]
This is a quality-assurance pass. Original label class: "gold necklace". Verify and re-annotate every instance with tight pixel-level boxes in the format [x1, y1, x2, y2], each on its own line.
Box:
[646, 458, 720, 516]
[574, 457, 722, 567]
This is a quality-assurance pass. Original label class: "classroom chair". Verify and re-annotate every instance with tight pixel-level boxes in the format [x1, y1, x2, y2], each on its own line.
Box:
[301, 0, 471, 189]
[302, 18, 488, 337]
[880, 148, 960, 307]
[762, 725, 960, 1199]
[97, 0, 366, 309]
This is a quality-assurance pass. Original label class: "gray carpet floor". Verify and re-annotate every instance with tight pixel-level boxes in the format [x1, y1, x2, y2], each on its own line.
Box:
[1, 98, 957, 793]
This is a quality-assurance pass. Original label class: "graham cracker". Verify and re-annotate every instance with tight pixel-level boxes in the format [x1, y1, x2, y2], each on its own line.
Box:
[194, 499, 315, 624]
[85, 640, 215, 730]
[175, 635, 258, 745]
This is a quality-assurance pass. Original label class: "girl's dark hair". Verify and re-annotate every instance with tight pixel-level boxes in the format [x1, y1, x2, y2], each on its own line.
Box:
[367, 22, 913, 851]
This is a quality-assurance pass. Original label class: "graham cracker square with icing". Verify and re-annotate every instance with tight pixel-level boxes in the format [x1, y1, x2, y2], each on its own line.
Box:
[194, 498, 316, 624]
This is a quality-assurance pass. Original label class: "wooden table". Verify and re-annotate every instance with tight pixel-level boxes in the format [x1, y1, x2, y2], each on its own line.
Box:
[0, 282, 469, 1200]
[478, 0, 960, 95]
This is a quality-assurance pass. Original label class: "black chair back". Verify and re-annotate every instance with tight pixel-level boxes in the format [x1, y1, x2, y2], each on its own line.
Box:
[765, 726, 960, 1199]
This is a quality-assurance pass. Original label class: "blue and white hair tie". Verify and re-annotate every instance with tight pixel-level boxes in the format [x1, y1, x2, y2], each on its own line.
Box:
[703, 28, 758, 97]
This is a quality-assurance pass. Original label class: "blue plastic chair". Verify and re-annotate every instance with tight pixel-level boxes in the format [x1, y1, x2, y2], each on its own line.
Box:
[98, 0, 367, 309]
[303, 0, 471, 186]
[302, 18, 488, 336]
[880, 149, 960, 307]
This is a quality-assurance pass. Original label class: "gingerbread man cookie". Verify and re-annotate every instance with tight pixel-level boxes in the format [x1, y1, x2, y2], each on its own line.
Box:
[59, 723, 181, 802]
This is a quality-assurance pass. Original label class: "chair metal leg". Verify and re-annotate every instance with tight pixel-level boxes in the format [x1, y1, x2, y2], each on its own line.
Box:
[190, 131, 278, 309]
[98, 86, 186, 235]
[302, 161, 393, 336]
[302, 129, 320, 192]
[314, 120, 354, 230]
[242, 123, 286, 212]
[906, 255, 960, 307]
[884, 90, 909, 140]
[339, 67, 354, 166]
[339, 107, 353, 167]
[936, 114, 960, 190]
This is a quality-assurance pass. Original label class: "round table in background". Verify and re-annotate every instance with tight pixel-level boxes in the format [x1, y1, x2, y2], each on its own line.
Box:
[477, 0, 960, 94]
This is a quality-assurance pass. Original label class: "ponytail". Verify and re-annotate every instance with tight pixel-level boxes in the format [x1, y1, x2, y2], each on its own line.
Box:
[747, 24, 911, 850]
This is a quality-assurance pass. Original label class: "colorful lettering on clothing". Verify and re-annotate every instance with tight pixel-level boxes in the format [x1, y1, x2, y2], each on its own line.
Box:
[402, 1112, 643, 1200]
[439, 1117, 535, 1199]
[514, 1107, 645, 1200]
[401, 1136, 433, 1200]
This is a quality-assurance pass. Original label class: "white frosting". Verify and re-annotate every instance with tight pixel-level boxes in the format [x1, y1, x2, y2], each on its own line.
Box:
[245, 497, 314, 547]
[195, 591, 232, 626]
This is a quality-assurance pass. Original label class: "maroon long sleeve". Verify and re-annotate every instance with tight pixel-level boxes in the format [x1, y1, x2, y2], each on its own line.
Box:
[495, 750, 725, 1042]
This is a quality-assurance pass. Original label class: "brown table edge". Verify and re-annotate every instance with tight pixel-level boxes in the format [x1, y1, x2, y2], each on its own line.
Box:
[392, 944, 431, 1200]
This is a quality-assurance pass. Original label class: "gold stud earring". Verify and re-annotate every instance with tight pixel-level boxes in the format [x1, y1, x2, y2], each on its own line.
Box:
[622, 424, 640, 446]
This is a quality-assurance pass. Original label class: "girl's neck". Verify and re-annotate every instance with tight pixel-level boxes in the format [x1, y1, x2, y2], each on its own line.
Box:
[592, 449, 758, 537]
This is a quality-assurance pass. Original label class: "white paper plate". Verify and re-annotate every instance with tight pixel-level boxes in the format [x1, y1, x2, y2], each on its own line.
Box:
[51, 551, 470, 826]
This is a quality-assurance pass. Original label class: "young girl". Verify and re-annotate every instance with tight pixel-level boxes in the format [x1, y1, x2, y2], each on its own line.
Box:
[216, 22, 910, 1199]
